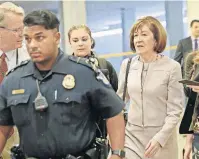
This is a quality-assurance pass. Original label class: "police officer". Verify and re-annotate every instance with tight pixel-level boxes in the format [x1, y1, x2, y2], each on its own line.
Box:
[0, 10, 125, 159]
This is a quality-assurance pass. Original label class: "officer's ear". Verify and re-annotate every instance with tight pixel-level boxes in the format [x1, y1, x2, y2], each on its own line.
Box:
[54, 31, 61, 45]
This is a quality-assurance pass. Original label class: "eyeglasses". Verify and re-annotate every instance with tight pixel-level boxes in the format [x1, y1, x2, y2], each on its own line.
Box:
[0, 26, 23, 34]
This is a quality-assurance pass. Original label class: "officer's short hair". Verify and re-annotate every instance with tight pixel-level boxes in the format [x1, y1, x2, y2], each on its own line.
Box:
[24, 10, 60, 31]
[0, 2, 24, 27]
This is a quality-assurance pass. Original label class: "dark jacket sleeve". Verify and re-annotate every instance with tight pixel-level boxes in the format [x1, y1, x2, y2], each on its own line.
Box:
[174, 40, 183, 64]
[179, 69, 199, 134]
[184, 54, 194, 96]
[185, 54, 194, 80]
[179, 90, 196, 134]
[0, 78, 14, 126]
[106, 61, 118, 92]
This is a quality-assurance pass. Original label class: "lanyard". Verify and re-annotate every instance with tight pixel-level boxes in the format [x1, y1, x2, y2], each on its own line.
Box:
[16, 48, 18, 65]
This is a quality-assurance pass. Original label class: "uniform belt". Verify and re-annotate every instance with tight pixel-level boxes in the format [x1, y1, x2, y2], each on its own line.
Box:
[26, 154, 84, 159]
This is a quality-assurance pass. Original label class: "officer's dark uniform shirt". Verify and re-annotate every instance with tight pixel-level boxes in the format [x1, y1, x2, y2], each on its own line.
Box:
[0, 51, 124, 158]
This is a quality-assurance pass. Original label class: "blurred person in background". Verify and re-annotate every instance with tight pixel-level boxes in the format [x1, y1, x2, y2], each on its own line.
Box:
[174, 19, 199, 79]
[0, 2, 29, 71]
[0, 2, 29, 159]
[184, 51, 199, 80]
[117, 16, 183, 159]
[180, 51, 199, 159]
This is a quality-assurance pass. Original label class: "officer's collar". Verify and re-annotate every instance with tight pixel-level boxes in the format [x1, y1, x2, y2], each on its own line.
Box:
[51, 52, 69, 74]
[72, 51, 95, 58]
[21, 49, 68, 77]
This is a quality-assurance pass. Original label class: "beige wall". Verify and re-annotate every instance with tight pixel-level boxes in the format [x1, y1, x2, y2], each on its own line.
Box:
[187, 0, 199, 28]
[62, 0, 87, 55]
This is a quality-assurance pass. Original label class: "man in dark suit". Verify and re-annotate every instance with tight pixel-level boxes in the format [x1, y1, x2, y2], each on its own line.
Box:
[174, 19, 199, 77]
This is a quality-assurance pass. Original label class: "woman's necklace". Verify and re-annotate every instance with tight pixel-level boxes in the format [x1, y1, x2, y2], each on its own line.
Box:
[141, 54, 159, 87]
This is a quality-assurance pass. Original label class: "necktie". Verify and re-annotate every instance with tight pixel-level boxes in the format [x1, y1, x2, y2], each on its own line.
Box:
[195, 39, 198, 50]
[0, 53, 8, 83]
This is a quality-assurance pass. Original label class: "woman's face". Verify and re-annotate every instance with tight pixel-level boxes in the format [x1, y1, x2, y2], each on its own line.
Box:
[133, 25, 157, 55]
[69, 28, 93, 57]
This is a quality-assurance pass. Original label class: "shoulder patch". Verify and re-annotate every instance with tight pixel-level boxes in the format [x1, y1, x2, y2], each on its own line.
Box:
[6, 60, 30, 76]
[96, 69, 111, 88]
[68, 55, 111, 87]
[68, 55, 94, 70]
[68, 55, 78, 62]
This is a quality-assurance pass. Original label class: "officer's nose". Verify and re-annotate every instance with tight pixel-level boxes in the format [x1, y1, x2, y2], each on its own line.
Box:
[29, 39, 38, 48]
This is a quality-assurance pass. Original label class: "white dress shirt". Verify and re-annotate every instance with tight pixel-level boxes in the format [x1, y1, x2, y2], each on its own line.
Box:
[0, 43, 30, 71]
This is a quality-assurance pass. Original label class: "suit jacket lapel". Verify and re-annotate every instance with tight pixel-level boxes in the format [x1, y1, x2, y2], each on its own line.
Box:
[185, 37, 192, 52]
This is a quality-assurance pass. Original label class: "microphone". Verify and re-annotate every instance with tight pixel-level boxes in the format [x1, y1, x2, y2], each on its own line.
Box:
[34, 79, 48, 111]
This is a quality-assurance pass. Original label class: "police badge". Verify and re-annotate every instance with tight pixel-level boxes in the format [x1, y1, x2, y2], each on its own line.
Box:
[62, 74, 75, 89]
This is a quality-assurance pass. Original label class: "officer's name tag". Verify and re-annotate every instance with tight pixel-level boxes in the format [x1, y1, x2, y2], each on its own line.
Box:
[12, 89, 25, 95]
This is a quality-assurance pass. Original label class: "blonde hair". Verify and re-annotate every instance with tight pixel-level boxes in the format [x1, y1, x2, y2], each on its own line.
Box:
[0, 2, 24, 27]
[192, 50, 199, 64]
[130, 16, 167, 53]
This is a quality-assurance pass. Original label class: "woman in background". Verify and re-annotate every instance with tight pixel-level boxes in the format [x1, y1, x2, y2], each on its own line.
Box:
[180, 51, 199, 159]
[68, 25, 118, 92]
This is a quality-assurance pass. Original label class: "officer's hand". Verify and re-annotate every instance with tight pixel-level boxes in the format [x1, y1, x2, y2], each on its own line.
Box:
[183, 134, 193, 159]
[144, 139, 161, 158]
[109, 154, 123, 159]
[8, 128, 14, 138]
[183, 145, 192, 159]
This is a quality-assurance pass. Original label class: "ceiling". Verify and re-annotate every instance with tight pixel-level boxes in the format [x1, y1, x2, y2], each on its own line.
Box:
[0, 1, 60, 13]
[86, 1, 165, 32]
[0, 0, 186, 32]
